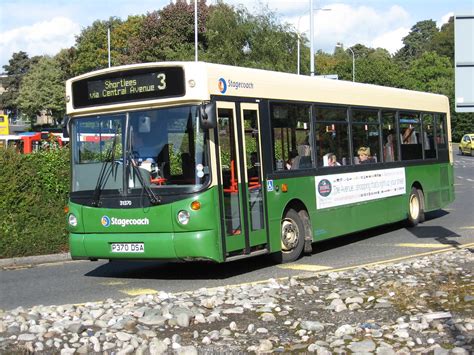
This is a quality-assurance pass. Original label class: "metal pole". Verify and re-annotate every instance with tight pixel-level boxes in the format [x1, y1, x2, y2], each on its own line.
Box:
[310, 0, 314, 76]
[297, 35, 300, 75]
[107, 27, 111, 68]
[194, 0, 198, 62]
[348, 47, 355, 81]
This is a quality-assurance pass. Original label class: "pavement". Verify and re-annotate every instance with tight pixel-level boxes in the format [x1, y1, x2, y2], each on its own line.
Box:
[0, 253, 71, 268]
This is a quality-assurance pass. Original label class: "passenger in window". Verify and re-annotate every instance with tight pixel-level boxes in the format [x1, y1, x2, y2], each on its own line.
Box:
[286, 150, 297, 170]
[384, 131, 395, 162]
[402, 126, 416, 144]
[357, 146, 375, 164]
[328, 153, 341, 167]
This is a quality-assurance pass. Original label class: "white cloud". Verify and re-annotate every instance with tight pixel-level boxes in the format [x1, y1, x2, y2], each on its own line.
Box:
[437, 12, 454, 28]
[372, 27, 410, 54]
[282, 3, 412, 54]
[0, 17, 80, 69]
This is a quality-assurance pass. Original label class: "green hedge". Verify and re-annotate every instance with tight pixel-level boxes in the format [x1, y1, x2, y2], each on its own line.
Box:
[0, 148, 70, 258]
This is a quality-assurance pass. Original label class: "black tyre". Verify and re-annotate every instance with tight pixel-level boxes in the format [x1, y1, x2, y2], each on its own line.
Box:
[276, 208, 305, 263]
[407, 187, 425, 227]
[459, 147, 464, 156]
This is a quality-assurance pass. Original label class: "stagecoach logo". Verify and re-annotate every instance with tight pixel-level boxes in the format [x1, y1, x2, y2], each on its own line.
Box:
[101, 215, 150, 228]
[101, 215, 111, 227]
[317, 179, 332, 197]
[218, 78, 227, 94]
[218, 77, 254, 94]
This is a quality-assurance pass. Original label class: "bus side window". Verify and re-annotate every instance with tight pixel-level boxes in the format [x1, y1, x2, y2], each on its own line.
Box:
[314, 106, 349, 168]
[270, 103, 311, 171]
[399, 112, 422, 161]
[382, 110, 398, 162]
[351, 109, 380, 165]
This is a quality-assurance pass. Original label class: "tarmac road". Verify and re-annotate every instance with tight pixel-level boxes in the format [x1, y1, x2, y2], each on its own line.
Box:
[1, 150, 473, 311]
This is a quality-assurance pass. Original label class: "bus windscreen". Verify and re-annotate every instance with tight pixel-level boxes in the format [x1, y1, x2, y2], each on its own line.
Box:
[72, 67, 185, 109]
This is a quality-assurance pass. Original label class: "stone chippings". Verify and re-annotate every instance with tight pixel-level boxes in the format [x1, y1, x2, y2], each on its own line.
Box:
[0, 249, 473, 354]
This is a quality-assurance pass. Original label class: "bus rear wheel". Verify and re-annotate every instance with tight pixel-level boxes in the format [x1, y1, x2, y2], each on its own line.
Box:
[278, 209, 305, 263]
[407, 187, 425, 227]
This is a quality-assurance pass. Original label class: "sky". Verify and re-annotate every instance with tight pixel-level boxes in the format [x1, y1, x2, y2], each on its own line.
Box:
[0, 0, 473, 71]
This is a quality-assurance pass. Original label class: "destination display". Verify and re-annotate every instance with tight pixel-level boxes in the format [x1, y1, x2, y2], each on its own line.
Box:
[72, 67, 185, 108]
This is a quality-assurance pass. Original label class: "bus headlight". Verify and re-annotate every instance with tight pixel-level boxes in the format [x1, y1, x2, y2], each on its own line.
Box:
[177, 210, 190, 225]
[68, 213, 78, 227]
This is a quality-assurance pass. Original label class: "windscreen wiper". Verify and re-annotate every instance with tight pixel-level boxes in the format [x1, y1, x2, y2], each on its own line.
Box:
[92, 127, 120, 206]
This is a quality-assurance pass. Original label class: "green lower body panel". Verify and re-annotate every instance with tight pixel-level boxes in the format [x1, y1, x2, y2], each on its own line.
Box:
[69, 230, 222, 262]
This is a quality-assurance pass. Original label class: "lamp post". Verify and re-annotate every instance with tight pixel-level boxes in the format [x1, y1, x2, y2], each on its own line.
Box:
[296, 16, 304, 75]
[194, 0, 198, 61]
[309, 2, 331, 76]
[336, 43, 355, 82]
[107, 27, 111, 68]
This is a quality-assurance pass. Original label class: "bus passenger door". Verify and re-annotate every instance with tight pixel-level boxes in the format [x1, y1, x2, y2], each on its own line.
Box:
[215, 102, 267, 260]
[239, 103, 266, 249]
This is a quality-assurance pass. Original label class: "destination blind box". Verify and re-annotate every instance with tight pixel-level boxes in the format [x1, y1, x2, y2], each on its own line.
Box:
[72, 66, 185, 108]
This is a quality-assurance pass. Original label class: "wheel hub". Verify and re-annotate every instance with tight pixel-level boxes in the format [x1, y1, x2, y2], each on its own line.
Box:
[281, 219, 299, 251]
[409, 194, 420, 220]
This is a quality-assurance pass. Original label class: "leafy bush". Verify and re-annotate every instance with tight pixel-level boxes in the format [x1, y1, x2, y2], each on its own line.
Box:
[0, 147, 70, 258]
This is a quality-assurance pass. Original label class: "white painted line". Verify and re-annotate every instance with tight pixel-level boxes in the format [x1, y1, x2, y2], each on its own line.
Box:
[278, 264, 333, 272]
[396, 243, 450, 249]
[120, 288, 158, 296]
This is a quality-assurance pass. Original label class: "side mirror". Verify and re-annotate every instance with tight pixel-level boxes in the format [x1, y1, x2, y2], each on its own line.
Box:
[200, 102, 216, 129]
[62, 115, 70, 138]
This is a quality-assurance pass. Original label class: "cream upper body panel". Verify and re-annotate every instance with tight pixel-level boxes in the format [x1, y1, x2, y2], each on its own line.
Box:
[66, 61, 449, 116]
[204, 62, 449, 113]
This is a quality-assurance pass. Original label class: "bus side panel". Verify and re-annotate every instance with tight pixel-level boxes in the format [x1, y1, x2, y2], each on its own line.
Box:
[172, 187, 223, 262]
[265, 176, 317, 253]
[405, 163, 455, 212]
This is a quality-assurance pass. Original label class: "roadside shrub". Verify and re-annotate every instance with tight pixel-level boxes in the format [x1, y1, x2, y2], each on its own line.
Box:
[0, 147, 70, 258]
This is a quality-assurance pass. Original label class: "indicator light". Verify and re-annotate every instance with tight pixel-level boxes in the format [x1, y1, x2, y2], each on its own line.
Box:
[191, 201, 201, 210]
[64, 206, 69, 214]
[282, 183, 288, 192]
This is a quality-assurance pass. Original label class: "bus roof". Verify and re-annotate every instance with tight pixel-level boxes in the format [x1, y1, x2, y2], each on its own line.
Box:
[66, 61, 450, 116]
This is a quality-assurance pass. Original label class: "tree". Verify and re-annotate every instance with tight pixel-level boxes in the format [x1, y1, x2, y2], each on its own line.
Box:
[429, 16, 454, 61]
[242, 6, 300, 73]
[72, 17, 125, 75]
[404, 51, 452, 93]
[1, 52, 39, 119]
[395, 20, 438, 63]
[129, 0, 209, 63]
[16, 56, 66, 125]
[55, 47, 77, 81]
[203, 2, 250, 66]
[110, 15, 144, 65]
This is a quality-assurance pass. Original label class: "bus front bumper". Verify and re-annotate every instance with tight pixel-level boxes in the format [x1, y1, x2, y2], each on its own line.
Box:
[69, 230, 222, 262]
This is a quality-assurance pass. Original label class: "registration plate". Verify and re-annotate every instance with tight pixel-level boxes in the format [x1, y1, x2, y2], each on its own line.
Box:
[111, 243, 144, 253]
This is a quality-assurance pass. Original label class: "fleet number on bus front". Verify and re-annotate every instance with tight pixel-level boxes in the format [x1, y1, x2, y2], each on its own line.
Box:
[111, 243, 145, 253]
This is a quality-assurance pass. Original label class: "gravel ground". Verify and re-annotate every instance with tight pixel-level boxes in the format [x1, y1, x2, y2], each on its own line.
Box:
[0, 247, 472, 354]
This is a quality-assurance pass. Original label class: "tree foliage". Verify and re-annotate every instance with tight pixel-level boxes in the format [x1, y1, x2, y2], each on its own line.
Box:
[1, 51, 39, 117]
[129, 1, 209, 63]
[395, 20, 439, 64]
[16, 56, 66, 125]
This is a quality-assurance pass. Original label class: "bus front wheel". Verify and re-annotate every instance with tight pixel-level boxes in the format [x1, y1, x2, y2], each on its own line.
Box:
[407, 187, 425, 227]
[278, 209, 305, 263]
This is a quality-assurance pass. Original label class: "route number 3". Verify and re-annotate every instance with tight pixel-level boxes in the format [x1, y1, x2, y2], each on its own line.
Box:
[157, 73, 166, 90]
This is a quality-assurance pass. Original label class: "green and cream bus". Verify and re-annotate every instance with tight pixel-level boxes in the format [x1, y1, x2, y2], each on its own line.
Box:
[65, 61, 454, 263]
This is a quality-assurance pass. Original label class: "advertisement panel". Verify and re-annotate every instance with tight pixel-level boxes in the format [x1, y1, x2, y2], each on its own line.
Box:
[315, 168, 406, 209]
